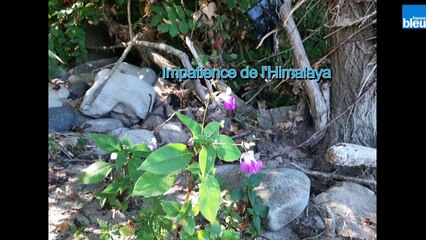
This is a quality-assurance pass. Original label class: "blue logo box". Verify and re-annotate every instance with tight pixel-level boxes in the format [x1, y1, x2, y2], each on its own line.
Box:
[402, 5, 426, 29]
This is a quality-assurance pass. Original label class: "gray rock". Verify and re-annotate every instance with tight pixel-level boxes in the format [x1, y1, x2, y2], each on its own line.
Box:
[257, 168, 310, 231]
[258, 105, 297, 130]
[314, 182, 376, 239]
[68, 57, 118, 75]
[215, 166, 311, 231]
[110, 127, 131, 137]
[263, 226, 301, 240]
[80, 118, 124, 133]
[158, 122, 189, 144]
[49, 107, 88, 132]
[49, 83, 70, 99]
[140, 114, 165, 130]
[79, 62, 156, 126]
[48, 96, 63, 109]
[117, 129, 155, 145]
[68, 81, 90, 99]
[139, 67, 158, 86]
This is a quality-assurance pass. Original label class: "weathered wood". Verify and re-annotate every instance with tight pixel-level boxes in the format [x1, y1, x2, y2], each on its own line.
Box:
[324, 143, 376, 167]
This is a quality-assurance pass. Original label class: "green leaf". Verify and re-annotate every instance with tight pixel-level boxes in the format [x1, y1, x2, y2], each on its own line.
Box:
[150, 5, 165, 15]
[199, 175, 221, 223]
[115, 151, 127, 169]
[121, 134, 132, 147]
[175, 6, 186, 20]
[227, 0, 237, 9]
[253, 203, 269, 217]
[197, 230, 210, 240]
[132, 144, 152, 158]
[151, 14, 163, 26]
[89, 133, 122, 153]
[222, 229, 239, 239]
[204, 121, 220, 140]
[213, 135, 241, 162]
[167, 9, 177, 23]
[229, 211, 242, 221]
[187, 162, 201, 175]
[178, 20, 189, 34]
[99, 182, 119, 196]
[253, 215, 261, 232]
[246, 173, 263, 187]
[176, 113, 202, 137]
[127, 158, 144, 182]
[191, 205, 200, 217]
[183, 216, 195, 235]
[169, 23, 179, 37]
[181, 200, 192, 214]
[199, 145, 215, 177]
[158, 23, 170, 33]
[119, 225, 135, 236]
[205, 222, 221, 237]
[79, 161, 113, 184]
[230, 188, 244, 201]
[161, 201, 181, 217]
[132, 172, 176, 197]
[248, 189, 256, 205]
[138, 143, 193, 174]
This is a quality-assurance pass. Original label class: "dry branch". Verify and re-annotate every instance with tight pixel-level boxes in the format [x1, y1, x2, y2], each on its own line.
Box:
[324, 143, 376, 167]
[290, 163, 376, 187]
[279, 0, 329, 142]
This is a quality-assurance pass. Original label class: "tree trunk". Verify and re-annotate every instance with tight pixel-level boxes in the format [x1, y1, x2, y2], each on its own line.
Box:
[324, 0, 377, 149]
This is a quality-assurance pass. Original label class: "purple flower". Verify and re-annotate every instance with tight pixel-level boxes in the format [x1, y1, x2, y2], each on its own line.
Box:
[223, 95, 236, 110]
[148, 138, 158, 151]
[240, 151, 264, 174]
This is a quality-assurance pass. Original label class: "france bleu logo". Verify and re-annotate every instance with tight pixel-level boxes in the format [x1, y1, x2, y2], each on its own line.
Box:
[402, 5, 426, 29]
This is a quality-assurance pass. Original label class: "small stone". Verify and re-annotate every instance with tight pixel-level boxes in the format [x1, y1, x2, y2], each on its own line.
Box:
[117, 129, 155, 145]
[158, 122, 189, 144]
[81, 118, 124, 133]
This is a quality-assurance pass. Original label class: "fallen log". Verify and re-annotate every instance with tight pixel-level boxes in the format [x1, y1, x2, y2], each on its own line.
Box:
[324, 143, 376, 167]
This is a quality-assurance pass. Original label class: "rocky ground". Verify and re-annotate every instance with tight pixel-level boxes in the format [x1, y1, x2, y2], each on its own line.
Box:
[49, 61, 376, 240]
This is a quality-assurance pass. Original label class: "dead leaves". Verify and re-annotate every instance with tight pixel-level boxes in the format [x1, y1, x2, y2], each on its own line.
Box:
[198, 0, 217, 26]
[49, 221, 70, 233]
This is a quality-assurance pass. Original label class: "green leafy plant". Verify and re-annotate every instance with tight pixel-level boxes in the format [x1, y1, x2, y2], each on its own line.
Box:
[71, 223, 89, 240]
[79, 133, 153, 211]
[48, 0, 102, 78]
[150, 4, 196, 38]
[80, 97, 269, 238]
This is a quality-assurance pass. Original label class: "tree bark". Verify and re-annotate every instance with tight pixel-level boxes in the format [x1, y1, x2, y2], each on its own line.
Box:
[324, 0, 377, 149]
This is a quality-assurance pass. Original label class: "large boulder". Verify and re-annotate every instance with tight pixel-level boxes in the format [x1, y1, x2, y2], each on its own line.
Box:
[313, 182, 376, 239]
[79, 63, 157, 126]
[215, 165, 310, 231]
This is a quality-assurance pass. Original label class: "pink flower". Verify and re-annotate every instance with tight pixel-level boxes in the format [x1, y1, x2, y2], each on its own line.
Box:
[148, 138, 158, 151]
[240, 151, 264, 174]
[223, 95, 236, 110]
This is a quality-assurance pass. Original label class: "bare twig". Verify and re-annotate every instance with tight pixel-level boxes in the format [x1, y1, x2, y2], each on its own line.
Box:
[290, 163, 376, 187]
[298, 81, 376, 148]
[279, 2, 329, 137]
[256, 28, 279, 49]
[313, 20, 376, 69]
[323, 10, 376, 39]
[184, 36, 214, 98]
[127, 0, 133, 40]
[230, 130, 253, 139]
[283, 0, 309, 27]
[85, 33, 141, 107]
[134, 40, 208, 101]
